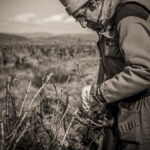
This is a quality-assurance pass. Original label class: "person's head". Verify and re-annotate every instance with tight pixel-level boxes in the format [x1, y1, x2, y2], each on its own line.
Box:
[60, 0, 120, 31]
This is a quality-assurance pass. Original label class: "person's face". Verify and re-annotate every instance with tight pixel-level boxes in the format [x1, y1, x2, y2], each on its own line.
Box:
[73, 0, 103, 30]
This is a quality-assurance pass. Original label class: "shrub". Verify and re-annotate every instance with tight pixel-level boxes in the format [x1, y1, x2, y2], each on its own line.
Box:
[32, 65, 70, 88]
[50, 66, 70, 83]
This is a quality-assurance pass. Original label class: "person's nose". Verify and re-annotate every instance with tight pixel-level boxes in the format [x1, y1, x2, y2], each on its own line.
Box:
[80, 20, 87, 28]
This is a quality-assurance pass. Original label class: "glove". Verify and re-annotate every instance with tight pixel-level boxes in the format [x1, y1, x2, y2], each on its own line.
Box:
[81, 85, 106, 112]
[81, 85, 114, 128]
[81, 85, 96, 112]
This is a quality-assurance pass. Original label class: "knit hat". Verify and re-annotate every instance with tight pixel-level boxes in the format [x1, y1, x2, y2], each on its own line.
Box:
[60, 0, 88, 15]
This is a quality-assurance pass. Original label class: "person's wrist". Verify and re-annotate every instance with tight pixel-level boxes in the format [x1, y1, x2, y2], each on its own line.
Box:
[90, 84, 106, 103]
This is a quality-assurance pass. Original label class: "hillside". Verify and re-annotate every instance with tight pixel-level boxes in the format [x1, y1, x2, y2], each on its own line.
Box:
[0, 33, 28, 41]
[0, 32, 98, 44]
[20, 32, 53, 39]
[50, 33, 98, 41]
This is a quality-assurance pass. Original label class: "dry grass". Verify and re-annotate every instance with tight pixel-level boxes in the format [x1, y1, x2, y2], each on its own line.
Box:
[0, 40, 110, 150]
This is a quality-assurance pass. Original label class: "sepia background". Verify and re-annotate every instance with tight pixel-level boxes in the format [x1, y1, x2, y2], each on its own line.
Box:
[0, 0, 101, 150]
[0, 0, 92, 34]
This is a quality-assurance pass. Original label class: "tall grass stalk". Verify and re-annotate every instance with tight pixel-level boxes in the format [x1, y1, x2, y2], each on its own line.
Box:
[55, 96, 70, 140]
[76, 62, 86, 86]
[60, 108, 78, 149]
[19, 80, 32, 117]
[7, 73, 53, 150]
[12, 122, 29, 150]
[0, 111, 5, 150]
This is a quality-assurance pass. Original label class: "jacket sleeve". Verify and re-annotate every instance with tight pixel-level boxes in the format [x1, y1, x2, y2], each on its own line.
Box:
[100, 16, 150, 103]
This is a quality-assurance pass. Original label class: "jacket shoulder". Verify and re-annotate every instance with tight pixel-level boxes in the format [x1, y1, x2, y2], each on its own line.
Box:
[121, 0, 150, 12]
[113, 3, 149, 27]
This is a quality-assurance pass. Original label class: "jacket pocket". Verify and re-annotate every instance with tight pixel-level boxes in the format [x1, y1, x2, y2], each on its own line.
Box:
[118, 97, 150, 144]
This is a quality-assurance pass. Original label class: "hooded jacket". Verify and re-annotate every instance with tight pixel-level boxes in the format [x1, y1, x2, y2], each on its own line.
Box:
[99, 0, 150, 104]
[97, 0, 150, 146]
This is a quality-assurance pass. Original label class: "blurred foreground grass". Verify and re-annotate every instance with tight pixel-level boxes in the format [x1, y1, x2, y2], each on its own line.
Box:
[0, 40, 100, 150]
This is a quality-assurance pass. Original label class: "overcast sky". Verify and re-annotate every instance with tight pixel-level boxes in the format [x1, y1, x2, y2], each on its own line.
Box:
[0, 0, 90, 34]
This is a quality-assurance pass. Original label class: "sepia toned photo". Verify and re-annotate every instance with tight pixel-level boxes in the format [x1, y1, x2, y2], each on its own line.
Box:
[0, 0, 150, 150]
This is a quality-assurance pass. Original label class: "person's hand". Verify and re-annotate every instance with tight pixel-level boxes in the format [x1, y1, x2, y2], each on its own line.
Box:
[81, 85, 97, 112]
[81, 84, 106, 112]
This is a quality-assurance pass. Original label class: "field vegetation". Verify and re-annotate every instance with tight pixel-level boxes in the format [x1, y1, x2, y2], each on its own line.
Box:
[0, 33, 107, 150]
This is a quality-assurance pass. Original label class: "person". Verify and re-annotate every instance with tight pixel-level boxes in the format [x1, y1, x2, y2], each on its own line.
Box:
[60, 0, 150, 149]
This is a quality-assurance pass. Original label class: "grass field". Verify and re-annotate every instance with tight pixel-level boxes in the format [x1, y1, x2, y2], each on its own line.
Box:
[0, 34, 100, 150]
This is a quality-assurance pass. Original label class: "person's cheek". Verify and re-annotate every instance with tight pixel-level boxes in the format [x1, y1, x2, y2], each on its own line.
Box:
[85, 5, 102, 23]
[86, 10, 97, 22]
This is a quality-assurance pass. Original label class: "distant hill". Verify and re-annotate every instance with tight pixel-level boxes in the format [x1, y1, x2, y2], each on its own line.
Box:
[55, 33, 98, 40]
[20, 32, 98, 41]
[0, 32, 98, 44]
[0, 33, 28, 41]
[20, 32, 53, 39]
[48, 33, 98, 42]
